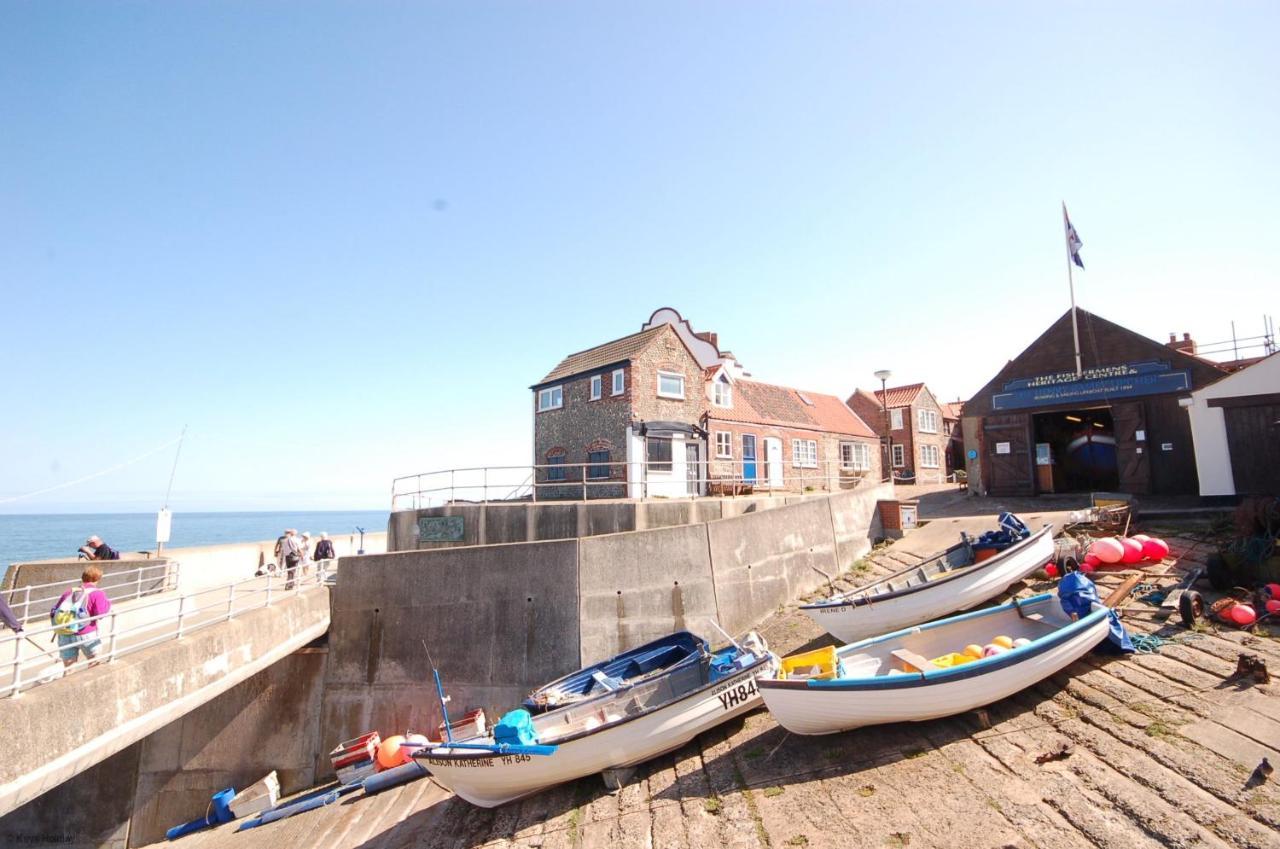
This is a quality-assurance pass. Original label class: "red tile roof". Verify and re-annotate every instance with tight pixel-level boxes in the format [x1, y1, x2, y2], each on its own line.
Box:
[942, 402, 963, 420]
[708, 379, 876, 438]
[865, 382, 925, 409]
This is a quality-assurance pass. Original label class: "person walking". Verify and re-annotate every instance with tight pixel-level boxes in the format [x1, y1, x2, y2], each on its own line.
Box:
[273, 529, 290, 572]
[50, 565, 112, 668]
[299, 532, 313, 577]
[313, 532, 336, 563]
[281, 529, 302, 590]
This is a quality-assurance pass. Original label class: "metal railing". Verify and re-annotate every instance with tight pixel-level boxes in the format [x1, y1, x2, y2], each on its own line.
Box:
[391, 458, 877, 509]
[4, 561, 178, 626]
[1, 560, 335, 699]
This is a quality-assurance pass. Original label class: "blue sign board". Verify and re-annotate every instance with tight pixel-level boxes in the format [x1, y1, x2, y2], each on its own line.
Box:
[991, 360, 1190, 411]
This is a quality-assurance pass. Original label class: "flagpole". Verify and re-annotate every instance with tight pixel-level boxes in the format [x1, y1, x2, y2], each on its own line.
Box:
[1063, 202, 1083, 378]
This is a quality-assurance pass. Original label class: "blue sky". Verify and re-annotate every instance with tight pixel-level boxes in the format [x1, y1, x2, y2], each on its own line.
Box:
[2, 2, 1276, 513]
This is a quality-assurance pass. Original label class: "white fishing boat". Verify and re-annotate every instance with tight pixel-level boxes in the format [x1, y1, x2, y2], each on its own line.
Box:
[760, 592, 1113, 735]
[801, 515, 1055, 643]
[416, 633, 778, 808]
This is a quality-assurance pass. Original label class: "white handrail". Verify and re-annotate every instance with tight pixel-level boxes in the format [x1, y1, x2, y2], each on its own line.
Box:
[0, 561, 334, 699]
[5, 562, 178, 624]
[390, 458, 880, 509]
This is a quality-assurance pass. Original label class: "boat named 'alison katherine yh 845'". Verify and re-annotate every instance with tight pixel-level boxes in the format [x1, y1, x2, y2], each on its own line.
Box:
[416, 632, 779, 808]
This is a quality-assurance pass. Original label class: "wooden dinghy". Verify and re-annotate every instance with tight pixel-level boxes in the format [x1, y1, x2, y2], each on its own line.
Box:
[417, 632, 778, 807]
[801, 515, 1055, 643]
[761, 593, 1112, 735]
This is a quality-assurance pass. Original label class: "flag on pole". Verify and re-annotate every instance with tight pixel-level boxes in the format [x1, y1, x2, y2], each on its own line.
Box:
[1063, 204, 1085, 269]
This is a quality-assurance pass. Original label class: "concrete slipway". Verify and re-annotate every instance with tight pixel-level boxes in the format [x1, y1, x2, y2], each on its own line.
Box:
[148, 518, 1280, 849]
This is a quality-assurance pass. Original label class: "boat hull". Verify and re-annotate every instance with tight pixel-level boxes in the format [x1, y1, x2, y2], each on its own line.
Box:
[760, 609, 1110, 735]
[802, 526, 1054, 643]
[419, 662, 772, 807]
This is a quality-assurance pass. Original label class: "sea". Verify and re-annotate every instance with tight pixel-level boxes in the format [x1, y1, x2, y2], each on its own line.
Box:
[0, 510, 389, 585]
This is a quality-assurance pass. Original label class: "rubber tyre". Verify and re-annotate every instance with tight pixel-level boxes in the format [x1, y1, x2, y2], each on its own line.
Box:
[1179, 589, 1205, 630]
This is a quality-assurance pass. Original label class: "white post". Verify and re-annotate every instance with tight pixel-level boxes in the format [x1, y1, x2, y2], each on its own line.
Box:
[20, 586, 31, 623]
[135, 566, 144, 603]
[107, 613, 119, 662]
[226, 583, 236, 621]
[9, 635, 22, 698]
[176, 595, 187, 639]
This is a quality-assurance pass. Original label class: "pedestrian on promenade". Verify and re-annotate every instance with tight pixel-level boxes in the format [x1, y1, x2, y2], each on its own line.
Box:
[50, 565, 112, 668]
[282, 529, 302, 589]
[78, 535, 120, 561]
[313, 532, 336, 562]
[1, 594, 23, 633]
[273, 529, 289, 571]
[300, 532, 313, 577]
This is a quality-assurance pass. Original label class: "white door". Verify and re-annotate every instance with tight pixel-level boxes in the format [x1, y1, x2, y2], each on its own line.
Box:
[764, 438, 783, 489]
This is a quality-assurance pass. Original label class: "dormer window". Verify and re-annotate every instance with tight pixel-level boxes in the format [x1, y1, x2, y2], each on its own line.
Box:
[712, 375, 732, 408]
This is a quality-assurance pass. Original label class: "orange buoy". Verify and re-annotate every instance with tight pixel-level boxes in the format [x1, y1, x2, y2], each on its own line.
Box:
[376, 735, 411, 770]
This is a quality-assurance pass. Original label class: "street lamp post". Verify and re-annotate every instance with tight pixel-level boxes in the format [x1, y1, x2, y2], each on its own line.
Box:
[874, 369, 892, 483]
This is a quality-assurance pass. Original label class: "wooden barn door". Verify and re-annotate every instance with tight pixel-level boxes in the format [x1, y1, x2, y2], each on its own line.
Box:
[1224, 403, 1280, 495]
[984, 414, 1033, 496]
[1113, 402, 1151, 494]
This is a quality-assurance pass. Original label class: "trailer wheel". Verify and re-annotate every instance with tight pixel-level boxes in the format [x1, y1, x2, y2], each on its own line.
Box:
[1179, 590, 1205, 630]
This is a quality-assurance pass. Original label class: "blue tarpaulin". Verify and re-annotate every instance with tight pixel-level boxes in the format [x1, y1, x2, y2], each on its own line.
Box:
[1058, 571, 1135, 653]
[494, 709, 538, 746]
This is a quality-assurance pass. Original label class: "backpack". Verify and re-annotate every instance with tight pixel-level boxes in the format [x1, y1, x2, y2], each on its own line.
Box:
[53, 587, 97, 636]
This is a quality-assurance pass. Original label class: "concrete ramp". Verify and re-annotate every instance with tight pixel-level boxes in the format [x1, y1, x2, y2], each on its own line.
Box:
[0, 586, 331, 818]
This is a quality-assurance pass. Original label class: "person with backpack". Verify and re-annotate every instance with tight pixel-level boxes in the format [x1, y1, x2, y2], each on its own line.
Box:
[50, 565, 112, 668]
[313, 532, 336, 563]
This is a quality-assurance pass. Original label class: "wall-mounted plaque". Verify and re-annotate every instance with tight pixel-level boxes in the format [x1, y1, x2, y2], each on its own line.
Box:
[996, 442, 1011, 454]
[418, 516, 465, 542]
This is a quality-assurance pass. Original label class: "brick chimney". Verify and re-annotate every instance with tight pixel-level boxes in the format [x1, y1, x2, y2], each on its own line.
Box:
[1167, 332, 1196, 355]
[694, 331, 719, 349]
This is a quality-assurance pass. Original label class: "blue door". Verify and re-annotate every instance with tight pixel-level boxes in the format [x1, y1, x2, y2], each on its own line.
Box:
[742, 435, 757, 482]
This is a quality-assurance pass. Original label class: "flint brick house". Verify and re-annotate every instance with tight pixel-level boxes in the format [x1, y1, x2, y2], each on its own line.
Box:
[531, 308, 880, 498]
[847, 383, 951, 484]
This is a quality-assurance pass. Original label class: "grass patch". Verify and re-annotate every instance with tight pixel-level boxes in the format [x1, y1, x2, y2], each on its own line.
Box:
[885, 833, 911, 847]
[850, 559, 873, 575]
[858, 784, 876, 797]
[786, 836, 810, 847]
[763, 786, 785, 798]
[744, 747, 766, 760]
[903, 748, 928, 759]
[950, 761, 966, 774]
[567, 806, 582, 849]
[732, 763, 770, 848]
[703, 797, 722, 815]
[1145, 720, 1179, 739]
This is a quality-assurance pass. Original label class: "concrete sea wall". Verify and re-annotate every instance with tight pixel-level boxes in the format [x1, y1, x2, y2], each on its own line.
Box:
[387, 496, 796, 550]
[322, 483, 889, 757]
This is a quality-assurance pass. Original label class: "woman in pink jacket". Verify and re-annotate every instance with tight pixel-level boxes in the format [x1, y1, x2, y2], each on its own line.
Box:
[50, 565, 112, 668]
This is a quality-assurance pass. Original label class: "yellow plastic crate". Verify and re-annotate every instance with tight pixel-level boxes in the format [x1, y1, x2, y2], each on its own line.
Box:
[928, 652, 977, 669]
[780, 646, 839, 680]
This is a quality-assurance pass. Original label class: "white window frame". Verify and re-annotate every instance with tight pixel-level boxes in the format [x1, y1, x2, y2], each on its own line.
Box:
[712, 377, 732, 408]
[920, 444, 940, 468]
[892, 443, 905, 467]
[715, 431, 732, 459]
[611, 368, 624, 396]
[840, 441, 871, 471]
[537, 386, 563, 412]
[791, 438, 818, 469]
[657, 371, 685, 400]
[890, 408, 904, 430]
[590, 375, 602, 401]
[918, 409, 938, 433]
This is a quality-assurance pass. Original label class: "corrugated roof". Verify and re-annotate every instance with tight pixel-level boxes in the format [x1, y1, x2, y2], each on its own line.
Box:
[708, 379, 876, 438]
[537, 326, 667, 385]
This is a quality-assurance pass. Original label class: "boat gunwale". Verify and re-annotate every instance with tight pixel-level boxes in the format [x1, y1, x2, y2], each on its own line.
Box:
[799, 524, 1054, 611]
[420, 650, 774, 763]
[763, 594, 1110, 693]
